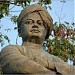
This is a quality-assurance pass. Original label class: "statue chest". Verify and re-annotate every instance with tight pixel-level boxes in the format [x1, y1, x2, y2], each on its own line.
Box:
[22, 46, 48, 67]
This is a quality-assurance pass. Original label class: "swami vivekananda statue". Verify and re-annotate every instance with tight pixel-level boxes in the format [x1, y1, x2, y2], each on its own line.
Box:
[0, 4, 75, 75]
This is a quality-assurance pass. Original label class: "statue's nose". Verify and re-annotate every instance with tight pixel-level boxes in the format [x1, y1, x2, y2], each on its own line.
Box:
[32, 22, 39, 28]
[32, 25, 39, 28]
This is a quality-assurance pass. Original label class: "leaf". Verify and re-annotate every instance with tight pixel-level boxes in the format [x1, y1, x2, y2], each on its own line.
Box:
[48, 6, 52, 10]
[54, 22, 57, 25]
[50, 46, 54, 51]
[45, 0, 51, 4]
[72, 23, 75, 26]
[1, 41, 4, 47]
[65, 21, 69, 25]
[11, 16, 18, 24]
[4, 35, 10, 44]
[26, 0, 31, 4]
[24, 1, 26, 6]
[4, 35, 9, 40]
[14, 27, 18, 30]
[0, 14, 4, 19]
[0, 38, 3, 43]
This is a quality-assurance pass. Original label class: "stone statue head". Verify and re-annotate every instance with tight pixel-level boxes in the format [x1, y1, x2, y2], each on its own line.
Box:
[17, 4, 53, 42]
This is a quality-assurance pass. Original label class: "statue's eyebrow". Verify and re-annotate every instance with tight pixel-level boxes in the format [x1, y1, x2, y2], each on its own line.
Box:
[26, 19, 34, 21]
[26, 19, 43, 21]
[26, 19, 34, 23]
[36, 19, 42, 21]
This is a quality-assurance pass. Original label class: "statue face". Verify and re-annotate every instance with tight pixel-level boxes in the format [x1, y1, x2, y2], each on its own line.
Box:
[20, 12, 47, 40]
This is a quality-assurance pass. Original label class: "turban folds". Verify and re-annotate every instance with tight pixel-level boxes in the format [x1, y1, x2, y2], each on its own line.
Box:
[18, 4, 53, 39]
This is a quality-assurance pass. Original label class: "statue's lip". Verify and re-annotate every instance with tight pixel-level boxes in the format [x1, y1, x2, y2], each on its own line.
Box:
[30, 29, 40, 33]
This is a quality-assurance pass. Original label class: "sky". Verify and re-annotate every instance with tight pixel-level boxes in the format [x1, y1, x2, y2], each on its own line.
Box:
[0, 0, 74, 65]
[50, 0, 74, 23]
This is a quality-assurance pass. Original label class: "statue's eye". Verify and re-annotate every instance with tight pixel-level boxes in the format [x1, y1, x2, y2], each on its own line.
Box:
[25, 20, 34, 24]
[37, 20, 43, 26]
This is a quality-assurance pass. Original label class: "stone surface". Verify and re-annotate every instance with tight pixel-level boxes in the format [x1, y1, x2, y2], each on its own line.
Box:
[0, 4, 75, 75]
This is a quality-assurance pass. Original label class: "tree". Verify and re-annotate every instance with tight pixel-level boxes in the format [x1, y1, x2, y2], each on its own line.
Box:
[0, 0, 75, 65]
[46, 22, 75, 63]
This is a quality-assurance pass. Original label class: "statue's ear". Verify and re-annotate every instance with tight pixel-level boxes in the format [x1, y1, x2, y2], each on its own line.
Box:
[18, 28, 22, 37]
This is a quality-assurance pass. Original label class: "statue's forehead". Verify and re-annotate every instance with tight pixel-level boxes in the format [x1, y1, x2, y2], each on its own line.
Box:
[22, 12, 42, 21]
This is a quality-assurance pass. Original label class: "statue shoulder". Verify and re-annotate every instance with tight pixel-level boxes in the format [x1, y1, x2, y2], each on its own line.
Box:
[1, 45, 23, 53]
[0, 45, 27, 56]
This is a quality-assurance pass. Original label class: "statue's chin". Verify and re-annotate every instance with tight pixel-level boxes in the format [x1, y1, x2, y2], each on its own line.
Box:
[22, 34, 43, 44]
[30, 33, 42, 39]
[31, 33, 40, 36]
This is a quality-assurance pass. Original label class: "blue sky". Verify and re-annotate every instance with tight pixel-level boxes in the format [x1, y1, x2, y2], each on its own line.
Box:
[0, 0, 74, 50]
[50, 0, 74, 23]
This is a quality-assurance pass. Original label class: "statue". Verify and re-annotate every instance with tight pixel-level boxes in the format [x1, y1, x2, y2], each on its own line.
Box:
[0, 4, 75, 75]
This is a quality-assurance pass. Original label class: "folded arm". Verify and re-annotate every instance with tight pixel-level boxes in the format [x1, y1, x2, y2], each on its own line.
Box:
[46, 52, 75, 75]
[0, 45, 55, 74]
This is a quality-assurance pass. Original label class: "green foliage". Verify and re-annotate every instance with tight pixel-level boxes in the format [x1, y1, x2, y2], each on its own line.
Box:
[42, 0, 51, 5]
[48, 6, 52, 10]
[0, 33, 10, 47]
[0, 1, 9, 19]
[14, 0, 31, 7]
[11, 16, 18, 24]
[14, 27, 18, 30]
[46, 22, 75, 62]
[4, 35, 10, 43]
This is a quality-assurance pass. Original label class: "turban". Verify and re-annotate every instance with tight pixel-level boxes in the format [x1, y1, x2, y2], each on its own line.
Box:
[17, 4, 53, 39]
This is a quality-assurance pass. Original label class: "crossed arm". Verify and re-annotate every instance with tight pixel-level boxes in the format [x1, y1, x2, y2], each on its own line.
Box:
[0, 45, 55, 74]
[45, 51, 75, 75]
[0, 45, 75, 75]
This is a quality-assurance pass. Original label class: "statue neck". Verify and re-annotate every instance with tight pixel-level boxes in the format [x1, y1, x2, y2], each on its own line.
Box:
[22, 41, 43, 49]
[22, 36, 44, 45]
